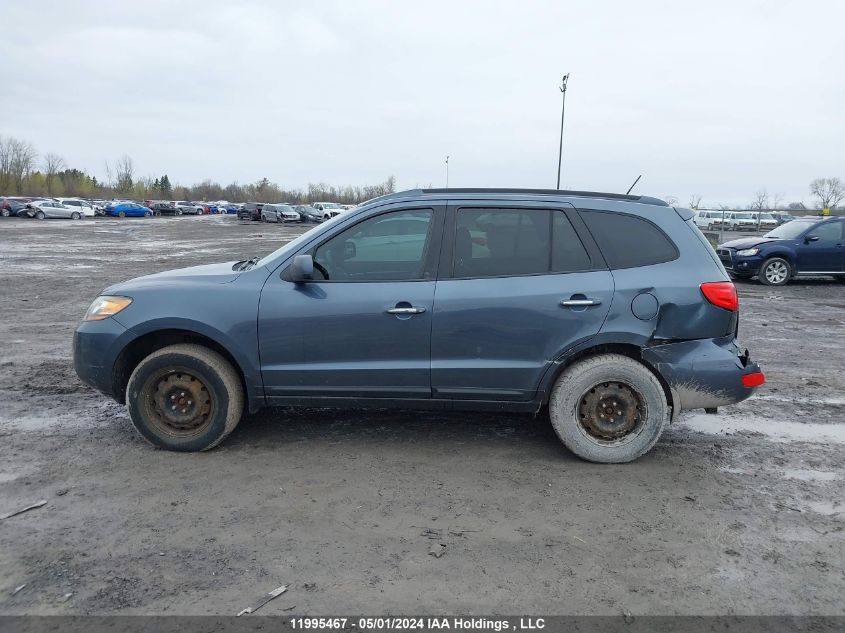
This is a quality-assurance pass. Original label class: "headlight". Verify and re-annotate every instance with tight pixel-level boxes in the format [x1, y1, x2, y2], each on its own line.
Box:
[84, 296, 132, 321]
[736, 248, 759, 256]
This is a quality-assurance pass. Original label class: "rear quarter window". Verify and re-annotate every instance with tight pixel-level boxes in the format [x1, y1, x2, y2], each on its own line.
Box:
[580, 210, 678, 269]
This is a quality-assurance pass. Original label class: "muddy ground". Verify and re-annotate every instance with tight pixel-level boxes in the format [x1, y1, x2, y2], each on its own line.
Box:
[0, 215, 842, 615]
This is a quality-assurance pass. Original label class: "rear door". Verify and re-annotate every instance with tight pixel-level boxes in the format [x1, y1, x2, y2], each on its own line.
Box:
[430, 201, 613, 402]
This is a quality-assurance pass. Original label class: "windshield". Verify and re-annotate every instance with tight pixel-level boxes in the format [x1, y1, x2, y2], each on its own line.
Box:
[765, 220, 816, 239]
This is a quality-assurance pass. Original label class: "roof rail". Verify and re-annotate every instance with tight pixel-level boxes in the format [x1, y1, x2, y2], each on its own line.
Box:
[363, 188, 670, 207]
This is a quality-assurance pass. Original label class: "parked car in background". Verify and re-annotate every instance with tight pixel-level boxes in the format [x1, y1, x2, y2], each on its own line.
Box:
[311, 201, 344, 220]
[173, 201, 200, 215]
[693, 209, 730, 230]
[295, 205, 322, 222]
[238, 202, 263, 221]
[717, 217, 845, 285]
[91, 200, 108, 214]
[748, 212, 778, 230]
[261, 204, 300, 223]
[74, 187, 764, 462]
[31, 199, 85, 220]
[721, 211, 757, 230]
[149, 202, 181, 215]
[772, 211, 796, 225]
[57, 197, 96, 217]
[105, 202, 153, 218]
[190, 202, 211, 214]
[1, 197, 32, 217]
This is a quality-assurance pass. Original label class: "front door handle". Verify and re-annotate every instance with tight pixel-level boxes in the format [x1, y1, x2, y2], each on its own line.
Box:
[386, 306, 426, 315]
[560, 298, 602, 307]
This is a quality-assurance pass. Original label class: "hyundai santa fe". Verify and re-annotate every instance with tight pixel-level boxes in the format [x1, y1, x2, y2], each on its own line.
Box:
[74, 189, 764, 463]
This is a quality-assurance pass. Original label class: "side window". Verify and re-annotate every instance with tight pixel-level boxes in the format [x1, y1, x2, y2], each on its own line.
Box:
[455, 208, 549, 277]
[811, 222, 843, 241]
[313, 208, 433, 281]
[581, 210, 678, 269]
[551, 211, 592, 272]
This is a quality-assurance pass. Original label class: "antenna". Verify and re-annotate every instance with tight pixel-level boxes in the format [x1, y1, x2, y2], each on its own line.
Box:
[626, 174, 642, 195]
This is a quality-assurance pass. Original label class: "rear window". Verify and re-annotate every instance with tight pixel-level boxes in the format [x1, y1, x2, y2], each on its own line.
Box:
[581, 210, 678, 269]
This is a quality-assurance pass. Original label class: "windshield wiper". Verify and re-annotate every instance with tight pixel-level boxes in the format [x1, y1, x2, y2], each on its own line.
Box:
[237, 256, 260, 271]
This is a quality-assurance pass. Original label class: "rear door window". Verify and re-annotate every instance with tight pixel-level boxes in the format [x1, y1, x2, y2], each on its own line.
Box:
[581, 210, 678, 269]
[454, 208, 591, 277]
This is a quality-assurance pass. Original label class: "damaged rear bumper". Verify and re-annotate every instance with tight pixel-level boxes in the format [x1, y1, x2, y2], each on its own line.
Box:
[642, 336, 763, 418]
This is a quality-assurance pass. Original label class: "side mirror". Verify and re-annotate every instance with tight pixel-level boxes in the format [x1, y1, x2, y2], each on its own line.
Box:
[805, 235, 820, 243]
[290, 254, 314, 282]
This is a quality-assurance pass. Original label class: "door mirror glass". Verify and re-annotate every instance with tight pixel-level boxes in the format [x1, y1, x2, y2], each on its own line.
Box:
[290, 254, 314, 281]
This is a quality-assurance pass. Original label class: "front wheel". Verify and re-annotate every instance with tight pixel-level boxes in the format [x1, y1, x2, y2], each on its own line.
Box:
[144, 211, 152, 217]
[71, 211, 81, 220]
[1, 209, 9, 217]
[176, 209, 183, 216]
[549, 354, 668, 463]
[118, 211, 126, 218]
[759, 257, 791, 286]
[35, 210, 45, 220]
[126, 344, 244, 452]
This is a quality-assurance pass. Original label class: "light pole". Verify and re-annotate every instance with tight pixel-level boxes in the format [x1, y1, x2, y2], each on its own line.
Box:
[445, 155, 450, 188]
[556, 73, 570, 190]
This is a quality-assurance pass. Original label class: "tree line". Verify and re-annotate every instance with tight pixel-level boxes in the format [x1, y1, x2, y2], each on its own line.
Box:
[0, 134, 396, 204]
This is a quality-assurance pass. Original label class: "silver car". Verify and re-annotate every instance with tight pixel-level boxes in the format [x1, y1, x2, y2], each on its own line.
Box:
[261, 204, 300, 223]
[31, 200, 84, 220]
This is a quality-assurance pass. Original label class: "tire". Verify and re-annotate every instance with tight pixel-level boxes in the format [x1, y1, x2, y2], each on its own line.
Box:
[1, 209, 9, 217]
[833, 275, 845, 283]
[126, 344, 244, 452]
[176, 209, 183, 216]
[548, 354, 668, 463]
[118, 211, 126, 218]
[71, 212, 81, 220]
[35, 210, 45, 220]
[759, 257, 791, 286]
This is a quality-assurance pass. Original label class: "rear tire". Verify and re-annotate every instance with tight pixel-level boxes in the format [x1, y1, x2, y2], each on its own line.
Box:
[118, 211, 126, 218]
[126, 344, 244, 452]
[71, 211, 81, 220]
[144, 210, 152, 217]
[759, 257, 791, 286]
[549, 354, 668, 463]
[1, 209, 9, 217]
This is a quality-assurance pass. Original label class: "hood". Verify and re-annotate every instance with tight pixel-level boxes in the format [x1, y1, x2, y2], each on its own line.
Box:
[104, 261, 243, 293]
[718, 237, 779, 250]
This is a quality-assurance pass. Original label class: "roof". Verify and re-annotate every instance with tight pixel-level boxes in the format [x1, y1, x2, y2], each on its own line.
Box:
[370, 188, 669, 207]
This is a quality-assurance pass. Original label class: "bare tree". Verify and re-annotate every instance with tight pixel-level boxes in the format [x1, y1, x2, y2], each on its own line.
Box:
[663, 195, 679, 206]
[750, 188, 769, 210]
[7, 138, 38, 194]
[0, 135, 11, 192]
[771, 192, 785, 210]
[688, 194, 703, 209]
[809, 177, 844, 210]
[42, 152, 66, 195]
[107, 154, 134, 194]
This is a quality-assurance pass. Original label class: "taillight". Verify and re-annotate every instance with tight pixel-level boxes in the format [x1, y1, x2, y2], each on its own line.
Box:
[741, 372, 765, 388]
[700, 281, 738, 311]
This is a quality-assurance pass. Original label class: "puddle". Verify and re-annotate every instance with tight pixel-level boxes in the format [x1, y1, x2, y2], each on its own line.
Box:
[755, 394, 845, 407]
[782, 469, 839, 482]
[679, 413, 845, 444]
[804, 500, 843, 516]
[0, 472, 20, 484]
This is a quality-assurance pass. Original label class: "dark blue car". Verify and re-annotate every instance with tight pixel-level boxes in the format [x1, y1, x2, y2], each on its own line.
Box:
[717, 217, 845, 285]
[73, 189, 764, 462]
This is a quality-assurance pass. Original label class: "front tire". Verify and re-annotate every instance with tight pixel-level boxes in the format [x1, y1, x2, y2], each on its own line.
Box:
[126, 344, 244, 452]
[144, 210, 152, 217]
[118, 211, 126, 218]
[71, 212, 81, 220]
[759, 257, 791, 286]
[549, 354, 668, 463]
[35, 210, 45, 220]
[1, 209, 9, 217]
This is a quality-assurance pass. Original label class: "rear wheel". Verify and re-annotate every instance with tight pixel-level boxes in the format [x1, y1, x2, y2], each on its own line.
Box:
[144, 210, 152, 217]
[759, 257, 791, 286]
[126, 344, 244, 452]
[176, 209, 183, 216]
[549, 354, 668, 463]
[71, 211, 81, 220]
[118, 211, 126, 218]
[1, 209, 9, 217]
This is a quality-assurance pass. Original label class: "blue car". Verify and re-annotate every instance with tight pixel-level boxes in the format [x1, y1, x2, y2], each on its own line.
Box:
[106, 202, 153, 218]
[73, 188, 764, 462]
[718, 217, 845, 285]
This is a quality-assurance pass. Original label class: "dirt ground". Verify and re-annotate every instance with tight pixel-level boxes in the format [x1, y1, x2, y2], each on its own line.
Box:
[0, 215, 842, 616]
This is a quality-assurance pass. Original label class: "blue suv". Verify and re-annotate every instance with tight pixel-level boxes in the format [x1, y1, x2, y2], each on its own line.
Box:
[718, 217, 845, 285]
[73, 189, 764, 462]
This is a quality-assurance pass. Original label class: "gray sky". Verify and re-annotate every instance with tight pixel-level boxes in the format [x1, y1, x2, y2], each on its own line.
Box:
[2, 0, 843, 206]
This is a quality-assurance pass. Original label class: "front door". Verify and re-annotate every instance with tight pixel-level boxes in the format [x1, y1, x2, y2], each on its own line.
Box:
[258, 206, 444, 400]
[797, 221, 844, 272]
[431, 203, 613, 402]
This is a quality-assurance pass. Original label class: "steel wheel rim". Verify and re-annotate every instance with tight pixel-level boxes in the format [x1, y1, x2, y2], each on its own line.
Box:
[576, 381, 646, 445]
[141, 368, 216, 438]
[765, 261, 787, 283]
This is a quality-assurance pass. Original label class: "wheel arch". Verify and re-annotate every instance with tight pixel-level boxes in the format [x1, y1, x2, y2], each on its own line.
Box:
[538, 340, 675, 416]
[111, 328, 257, 412]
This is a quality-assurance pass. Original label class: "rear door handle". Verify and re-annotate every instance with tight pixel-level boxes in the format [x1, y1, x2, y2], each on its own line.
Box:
[560, 298, 602, 307]
[386, 306, 426, 315]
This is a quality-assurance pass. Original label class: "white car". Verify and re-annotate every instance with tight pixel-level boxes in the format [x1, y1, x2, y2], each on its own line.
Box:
[748, 212, 779, 230]
[30, 200, 85, 220]
[57, 198, 96, 217]
[311, 201, 344, 220]
[724, 212, 758, 230]
[693, 210, 731, 230]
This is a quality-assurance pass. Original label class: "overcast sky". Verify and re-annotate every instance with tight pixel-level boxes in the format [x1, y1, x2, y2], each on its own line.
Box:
[2, 0, 843, 206]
